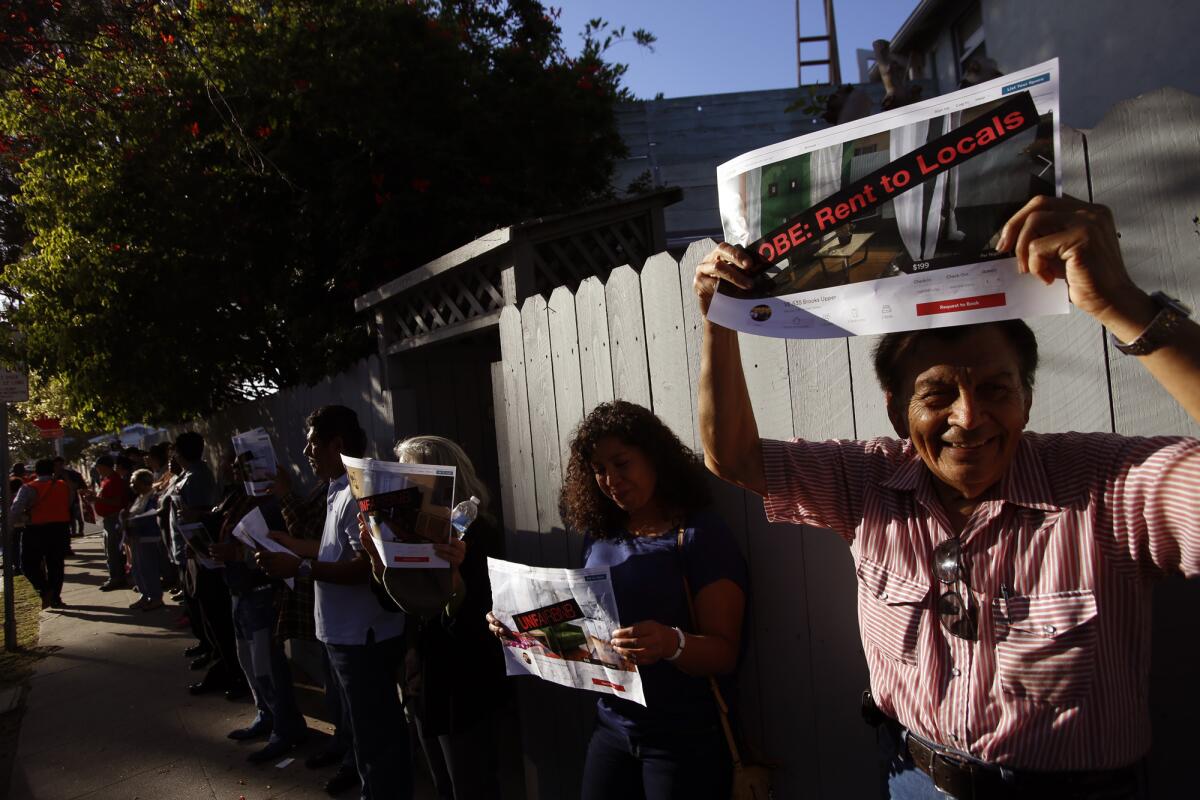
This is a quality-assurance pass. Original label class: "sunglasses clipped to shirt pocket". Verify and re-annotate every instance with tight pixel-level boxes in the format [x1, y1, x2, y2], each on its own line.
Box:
[857, 557, 932, 666]
[992, 588, 1099, 708]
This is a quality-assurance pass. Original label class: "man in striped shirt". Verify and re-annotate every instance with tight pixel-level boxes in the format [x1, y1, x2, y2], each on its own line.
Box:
[694, 196, 1200, 799]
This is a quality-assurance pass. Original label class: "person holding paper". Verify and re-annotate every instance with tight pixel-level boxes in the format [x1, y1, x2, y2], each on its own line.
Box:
[211, 490, 309, 764]
[257, 405, 411, 800]
[173, 431, 246, 700]
[359, 435, 506, 800]
[269, 463, 357, 793]
[490, 401, 748, 800]
[694, 195, 1200, 798]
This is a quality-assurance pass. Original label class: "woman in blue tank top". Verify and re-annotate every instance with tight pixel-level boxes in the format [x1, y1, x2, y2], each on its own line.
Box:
[492, 400, 748, 799]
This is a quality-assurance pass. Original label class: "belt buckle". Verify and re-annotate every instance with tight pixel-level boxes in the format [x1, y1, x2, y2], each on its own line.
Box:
[930, 752, 973, 799]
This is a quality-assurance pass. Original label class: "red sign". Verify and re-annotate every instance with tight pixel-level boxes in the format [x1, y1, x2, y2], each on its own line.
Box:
[915, 292, 1007, 317]
[32, 417, 64, 439]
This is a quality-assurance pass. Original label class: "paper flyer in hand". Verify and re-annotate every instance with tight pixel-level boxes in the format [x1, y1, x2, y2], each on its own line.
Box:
[710, 58, 1066, 338]
[488, 558, 645, 706]
[231, 506, 295, 589]
[178, 521, 222, 570]
[231, 428, 278, 497]
[340, 455, 457, 570]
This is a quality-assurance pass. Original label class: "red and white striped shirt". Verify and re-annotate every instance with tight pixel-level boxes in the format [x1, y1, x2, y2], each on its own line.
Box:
[762, 431, 1200, 771]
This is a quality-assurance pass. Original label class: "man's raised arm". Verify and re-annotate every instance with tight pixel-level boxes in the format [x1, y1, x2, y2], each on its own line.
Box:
[1001, 196, 1200, 424]
[695, 243, 767, 496]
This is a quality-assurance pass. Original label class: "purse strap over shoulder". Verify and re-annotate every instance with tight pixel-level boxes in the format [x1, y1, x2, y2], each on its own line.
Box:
[676, 527, 744, 768]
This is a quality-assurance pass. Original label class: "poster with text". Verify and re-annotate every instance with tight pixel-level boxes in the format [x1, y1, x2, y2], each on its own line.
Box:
[711, 58, 1065, 338]
[341, 455, 457, 570]
[231, 428, 277, 497]
[488, 558, 645, 706]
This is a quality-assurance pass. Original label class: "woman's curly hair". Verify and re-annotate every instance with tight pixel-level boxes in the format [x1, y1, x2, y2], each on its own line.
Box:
[560, 400, 712, 538]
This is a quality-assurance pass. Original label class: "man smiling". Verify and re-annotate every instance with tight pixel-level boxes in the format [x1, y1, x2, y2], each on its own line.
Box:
[695, 195, 1200, 799]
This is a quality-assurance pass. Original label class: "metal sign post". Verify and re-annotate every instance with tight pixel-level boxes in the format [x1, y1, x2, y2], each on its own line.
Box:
[1, 368, 29, 651]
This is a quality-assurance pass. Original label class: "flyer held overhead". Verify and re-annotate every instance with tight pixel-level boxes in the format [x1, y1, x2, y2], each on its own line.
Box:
[710, 58, 1065, 338]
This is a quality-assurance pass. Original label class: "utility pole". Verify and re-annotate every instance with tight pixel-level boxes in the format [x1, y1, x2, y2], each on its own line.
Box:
[1, 368, 28, 651]
[796, 0, 843, 86]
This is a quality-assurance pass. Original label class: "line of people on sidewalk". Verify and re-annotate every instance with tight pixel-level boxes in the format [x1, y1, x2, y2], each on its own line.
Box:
[100, 408, 510, 800]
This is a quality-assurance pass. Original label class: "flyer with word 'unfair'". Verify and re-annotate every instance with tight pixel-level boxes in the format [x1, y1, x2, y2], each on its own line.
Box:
[488, 558, 645, 706]
[711, 58, 1065, 338]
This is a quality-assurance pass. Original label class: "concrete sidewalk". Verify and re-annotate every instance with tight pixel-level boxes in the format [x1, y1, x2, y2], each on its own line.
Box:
[7, 529, 438, 800]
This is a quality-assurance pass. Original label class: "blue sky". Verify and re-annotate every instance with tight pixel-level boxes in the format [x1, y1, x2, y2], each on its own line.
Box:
[555, 0, 921, 99]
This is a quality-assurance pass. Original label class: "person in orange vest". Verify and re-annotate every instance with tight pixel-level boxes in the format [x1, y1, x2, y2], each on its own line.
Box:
[11, 458, 73, 609]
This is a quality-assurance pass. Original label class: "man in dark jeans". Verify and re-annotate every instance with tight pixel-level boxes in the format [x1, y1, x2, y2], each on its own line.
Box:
[259, 405, 410, 800]
[91, 455, 130, 590]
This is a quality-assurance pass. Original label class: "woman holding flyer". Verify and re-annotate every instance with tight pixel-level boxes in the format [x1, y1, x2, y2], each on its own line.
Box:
[488, 401, 748, 800]
[358, 435, 506, 800]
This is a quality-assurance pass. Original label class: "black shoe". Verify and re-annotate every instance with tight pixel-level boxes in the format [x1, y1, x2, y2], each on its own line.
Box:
[49, 599, 67, 609]
[187, 680, 225, 696]
[224, 683, 250, 702]
[323, 766, 360, 796]
[247, 735, 305, 764]
[189, 654, 213, 671]
[183, 644, 209, 658]
[228, 720, 273, 741]
[305, 748, 346, 769]
[98, 581, 126, 592]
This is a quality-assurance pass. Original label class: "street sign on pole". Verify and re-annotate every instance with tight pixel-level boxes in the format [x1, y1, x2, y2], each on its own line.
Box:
[0, 369, 28, 403]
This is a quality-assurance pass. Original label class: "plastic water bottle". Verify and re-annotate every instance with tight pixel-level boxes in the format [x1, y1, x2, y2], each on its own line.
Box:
[450, 496, 481, 540]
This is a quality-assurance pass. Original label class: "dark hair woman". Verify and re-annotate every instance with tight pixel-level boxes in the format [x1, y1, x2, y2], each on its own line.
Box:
[490, 400, 748, 800]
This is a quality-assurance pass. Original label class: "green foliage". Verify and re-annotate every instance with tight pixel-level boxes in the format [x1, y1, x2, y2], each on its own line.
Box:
[0, 0, 648, 427]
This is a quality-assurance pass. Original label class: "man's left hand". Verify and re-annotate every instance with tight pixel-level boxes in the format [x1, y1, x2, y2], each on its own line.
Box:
[257, 550, 301, 579]
[999, 195, 1154, 331]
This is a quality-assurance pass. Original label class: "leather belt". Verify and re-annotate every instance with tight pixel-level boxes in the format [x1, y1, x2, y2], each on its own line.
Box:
[905, 734, 1142, 800]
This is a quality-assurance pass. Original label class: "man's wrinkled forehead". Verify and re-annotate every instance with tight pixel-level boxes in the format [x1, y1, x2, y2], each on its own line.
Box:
[900, 328, 1024, 391]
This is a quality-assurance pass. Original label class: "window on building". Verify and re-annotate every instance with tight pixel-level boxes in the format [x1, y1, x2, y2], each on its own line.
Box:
[953, 3, 987, 79]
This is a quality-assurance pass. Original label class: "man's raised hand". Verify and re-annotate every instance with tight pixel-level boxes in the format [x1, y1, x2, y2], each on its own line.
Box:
[693, 243, 758, 316]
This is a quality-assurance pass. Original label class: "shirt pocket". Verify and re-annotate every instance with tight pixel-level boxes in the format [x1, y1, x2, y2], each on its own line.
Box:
[992, 589, 1098, 707]
[857, 557, 931, 666]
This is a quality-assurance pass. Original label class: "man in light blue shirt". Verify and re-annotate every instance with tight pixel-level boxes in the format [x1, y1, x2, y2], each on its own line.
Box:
[259, 405, 410, 800]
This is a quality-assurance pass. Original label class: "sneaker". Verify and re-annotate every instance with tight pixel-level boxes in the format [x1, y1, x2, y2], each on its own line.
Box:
[129, 598, 149, 610]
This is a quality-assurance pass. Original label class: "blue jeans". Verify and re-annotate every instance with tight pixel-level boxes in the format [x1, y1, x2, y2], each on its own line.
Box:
[132, 538, 165, 601]
[878, 724, 1149, 799]
[232, 588, 307, 745]
[580, 715, 731, 800]
[325, 632, 411, 800]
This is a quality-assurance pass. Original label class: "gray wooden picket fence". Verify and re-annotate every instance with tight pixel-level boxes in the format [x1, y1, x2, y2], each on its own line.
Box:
[490, 88, 1200, 800]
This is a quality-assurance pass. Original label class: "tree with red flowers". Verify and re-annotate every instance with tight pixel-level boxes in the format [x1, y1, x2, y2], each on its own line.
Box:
[0, 0, 653, 427]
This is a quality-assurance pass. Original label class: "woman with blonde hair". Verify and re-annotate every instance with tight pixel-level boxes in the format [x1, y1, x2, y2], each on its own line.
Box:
[361, 435, 506, 800]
